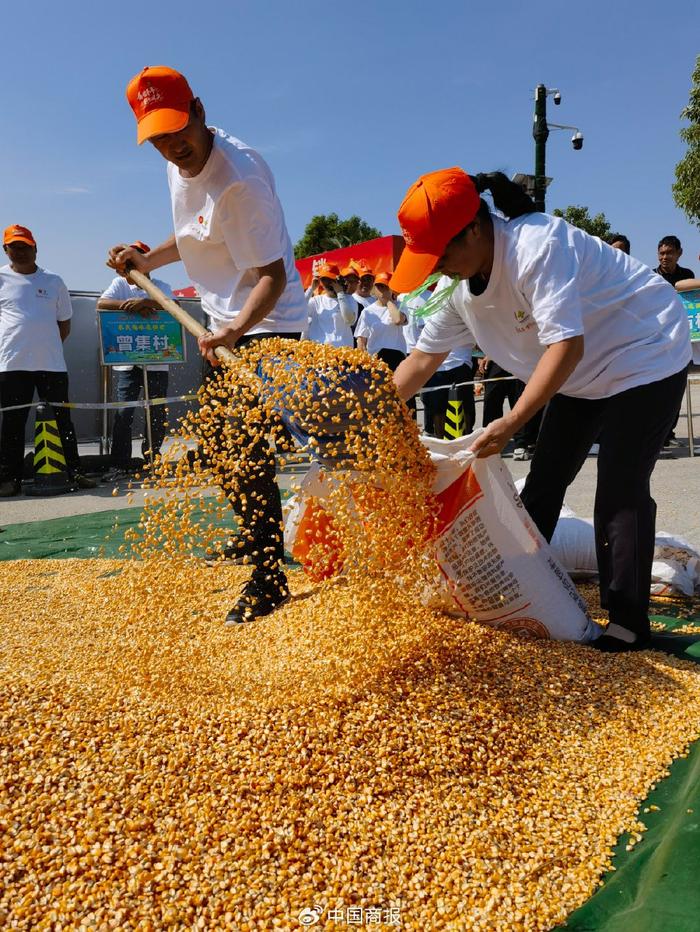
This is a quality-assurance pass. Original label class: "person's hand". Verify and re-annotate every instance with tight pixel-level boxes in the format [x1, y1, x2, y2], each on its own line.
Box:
[477, 356, 488, 376]
[320, 276, 337, 294]
[198, 325, 242, 365]
[107, 244, 150, 280]
[469, 415, 517, 459]
[121, 298, 158, 317]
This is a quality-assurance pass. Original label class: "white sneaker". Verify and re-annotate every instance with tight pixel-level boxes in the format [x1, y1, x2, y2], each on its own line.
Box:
[512, 447, 530, 461]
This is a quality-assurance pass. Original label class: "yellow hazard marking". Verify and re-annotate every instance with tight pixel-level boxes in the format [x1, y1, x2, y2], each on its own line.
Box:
[444, 400, 466, 438]
[34, 419, 67, 472]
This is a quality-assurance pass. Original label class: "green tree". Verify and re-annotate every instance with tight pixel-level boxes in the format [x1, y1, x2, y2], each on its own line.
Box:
[294, 213, 382, 259]
[673, 55, 700, 228]
[552, 205, 612, 239]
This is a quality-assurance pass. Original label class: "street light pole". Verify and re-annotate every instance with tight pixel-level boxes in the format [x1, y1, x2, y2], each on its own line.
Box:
[533, 83, 549, 212]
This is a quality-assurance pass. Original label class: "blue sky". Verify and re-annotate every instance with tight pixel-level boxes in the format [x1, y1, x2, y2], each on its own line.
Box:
[2, 0, 699, 290]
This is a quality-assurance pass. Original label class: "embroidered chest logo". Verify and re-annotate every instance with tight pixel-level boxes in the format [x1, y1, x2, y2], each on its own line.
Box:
[514, 308, 535, 334]
[36, 288, 49, 298]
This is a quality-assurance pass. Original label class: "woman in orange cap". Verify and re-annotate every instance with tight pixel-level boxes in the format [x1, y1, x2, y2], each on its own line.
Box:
[391, 168, 691, 652]
[355, 272, 408, 371]
[351, 261, 376, 309]
[305, 262, 357, 347]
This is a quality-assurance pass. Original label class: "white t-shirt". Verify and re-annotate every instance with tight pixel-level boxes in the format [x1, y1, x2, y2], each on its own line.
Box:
[354, 293, 373, 309]
[305, 293, 356, 347]
[402, 292, 473, 371]
[355, 302, 407, 355]
[167, 128, 307, 336]
[99, 276, 174, 372]
[416, 213, 691, 399]
[0, 265, 71, 372]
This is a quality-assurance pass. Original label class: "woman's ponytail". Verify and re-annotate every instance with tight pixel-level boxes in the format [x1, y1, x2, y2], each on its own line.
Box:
[473, 172, 537, 219]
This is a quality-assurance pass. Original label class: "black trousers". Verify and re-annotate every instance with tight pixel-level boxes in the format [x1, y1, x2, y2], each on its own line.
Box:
[376, 348, 416, 414]
[376, 348, 405, 372]
[203, 332, 300, 573]
[482, 362, 541, 447]
[421, 363, 475, 436]
[520, 367, 688, 638]
[0, 370, 80, 483]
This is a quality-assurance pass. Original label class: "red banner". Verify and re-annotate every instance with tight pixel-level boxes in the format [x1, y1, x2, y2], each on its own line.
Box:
[294, 235, 405, 288]
[173, 235, 406, 296]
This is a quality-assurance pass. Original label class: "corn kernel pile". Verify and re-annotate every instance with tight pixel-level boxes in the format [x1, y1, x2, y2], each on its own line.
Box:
[2, 341, 700, 930]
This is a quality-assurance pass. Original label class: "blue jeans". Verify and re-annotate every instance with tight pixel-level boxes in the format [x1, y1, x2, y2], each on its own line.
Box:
[111, 368, 168, 467]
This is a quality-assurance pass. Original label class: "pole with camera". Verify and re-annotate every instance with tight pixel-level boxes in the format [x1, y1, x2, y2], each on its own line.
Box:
[532, 85, 583, 212]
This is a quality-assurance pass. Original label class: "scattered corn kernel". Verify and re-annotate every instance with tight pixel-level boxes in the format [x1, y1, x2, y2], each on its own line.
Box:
[2, 340, 700, 930]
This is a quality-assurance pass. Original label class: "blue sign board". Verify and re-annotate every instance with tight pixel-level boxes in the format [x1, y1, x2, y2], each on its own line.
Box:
[98, 310, 186, 365]
[680, 289, 700, 342]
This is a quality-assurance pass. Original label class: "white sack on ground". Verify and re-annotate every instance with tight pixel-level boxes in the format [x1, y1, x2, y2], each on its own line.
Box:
[513, 478, 700, 595]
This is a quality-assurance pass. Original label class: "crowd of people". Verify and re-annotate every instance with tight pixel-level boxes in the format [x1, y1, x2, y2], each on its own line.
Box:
[0, 63, 696, 644]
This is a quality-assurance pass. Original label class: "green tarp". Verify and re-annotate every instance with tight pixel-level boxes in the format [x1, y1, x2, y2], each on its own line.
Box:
[0, 501, 281, 561]
[560, 613, 700, 932]
[2, 508, 699, 931]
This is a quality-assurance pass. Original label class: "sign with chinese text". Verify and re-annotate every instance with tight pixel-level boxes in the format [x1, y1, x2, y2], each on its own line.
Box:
[680, 288, 700, 342]
[98, 311, 186, 365]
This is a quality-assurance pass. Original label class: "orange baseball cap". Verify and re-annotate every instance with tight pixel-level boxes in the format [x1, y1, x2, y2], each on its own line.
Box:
[352, 261, 375, 278]
[340, 265, 359, 277]
[314, 262, 340, 280]
[374, 272, 392, 286]
[389, 167, 481, 293]
[3, 224, 36, 247]
[129, 240, 151, 254]
[126, 66, 194, 145]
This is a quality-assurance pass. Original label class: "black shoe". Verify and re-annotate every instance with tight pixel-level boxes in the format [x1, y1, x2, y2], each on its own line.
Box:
[590, 633, 650, 653]
[224, 571, 290, 626]
[204, 539, 257, 566]
[73, 473, 99, 490]
[0, 479, 21, 498]
[103, 467, 130, 483]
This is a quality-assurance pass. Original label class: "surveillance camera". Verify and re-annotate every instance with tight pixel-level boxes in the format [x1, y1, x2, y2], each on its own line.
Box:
[572, 131, 583, 150]
[553, 92, 561, 105]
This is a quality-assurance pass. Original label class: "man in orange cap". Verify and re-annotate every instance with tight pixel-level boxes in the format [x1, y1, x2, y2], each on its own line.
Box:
[0, 226, 97, 496]
[305, 261, 357, 346]
[97, 242, 176, 480]
[390, 166, 691, 652]
[107, 66, 307, 626]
